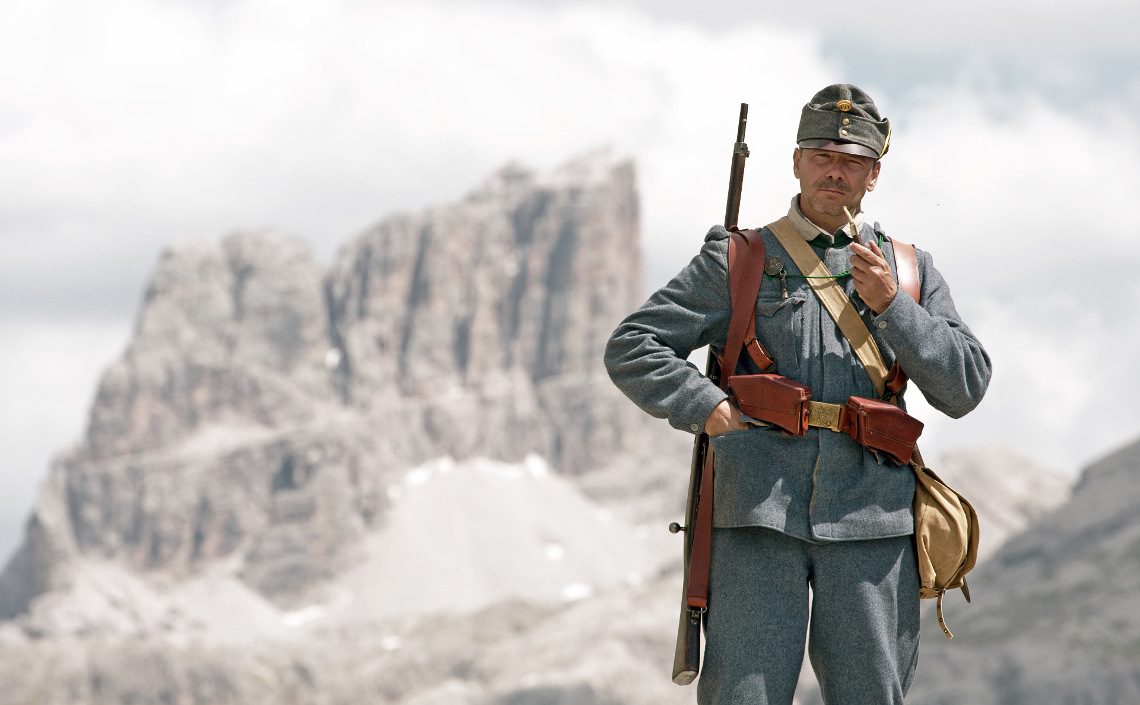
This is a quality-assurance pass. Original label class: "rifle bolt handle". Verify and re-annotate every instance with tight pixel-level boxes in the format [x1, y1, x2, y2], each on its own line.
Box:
[668, 522, 685, 534]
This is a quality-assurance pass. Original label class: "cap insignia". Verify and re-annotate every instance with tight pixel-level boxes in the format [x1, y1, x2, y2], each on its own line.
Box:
[836, 100, 853, 112]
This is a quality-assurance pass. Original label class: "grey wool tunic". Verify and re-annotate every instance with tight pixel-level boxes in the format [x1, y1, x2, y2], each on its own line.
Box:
[604, 220, 991, 542]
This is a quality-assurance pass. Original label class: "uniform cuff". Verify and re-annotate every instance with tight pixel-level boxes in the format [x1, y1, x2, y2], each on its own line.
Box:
[676, 383, 729, 435]
[870, 288, 917, 334]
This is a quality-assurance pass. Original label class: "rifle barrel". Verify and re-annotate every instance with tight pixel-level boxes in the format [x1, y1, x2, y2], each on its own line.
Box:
[723, 103, 750, 231]
[735, 103, 749, 144]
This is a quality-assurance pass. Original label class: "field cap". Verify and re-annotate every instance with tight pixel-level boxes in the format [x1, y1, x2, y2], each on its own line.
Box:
[796, 84, 891, 159]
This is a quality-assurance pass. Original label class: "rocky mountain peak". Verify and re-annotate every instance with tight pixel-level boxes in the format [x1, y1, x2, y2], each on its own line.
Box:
[466, 147, 631, 204]
[84, 228, 335, 463]
[0, 151, 665, 621]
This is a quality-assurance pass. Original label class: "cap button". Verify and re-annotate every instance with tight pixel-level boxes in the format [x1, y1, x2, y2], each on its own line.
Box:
[840, 129, 849, 136]
[842, 118, 851, 125]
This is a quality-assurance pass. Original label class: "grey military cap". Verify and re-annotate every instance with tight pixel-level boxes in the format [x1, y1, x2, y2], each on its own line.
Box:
[797, 84, 891, 159]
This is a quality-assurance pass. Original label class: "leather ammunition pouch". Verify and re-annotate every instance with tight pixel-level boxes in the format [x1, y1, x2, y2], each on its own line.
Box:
[726, 374, 923, 462]
[844, 396, 924, 465]
[727, 373, 811, 436]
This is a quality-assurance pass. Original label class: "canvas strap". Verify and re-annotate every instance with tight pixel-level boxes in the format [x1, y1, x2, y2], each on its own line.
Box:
[766, 217, 891, 397]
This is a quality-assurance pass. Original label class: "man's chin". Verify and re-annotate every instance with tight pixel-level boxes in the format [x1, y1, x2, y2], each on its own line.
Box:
[808, 198, 848, 218]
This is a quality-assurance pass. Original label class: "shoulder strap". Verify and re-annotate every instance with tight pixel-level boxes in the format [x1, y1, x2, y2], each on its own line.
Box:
[892, 239, 920, 303]
[879, 237, 920, 395]
[767, 217, 891, 397]
[717, 229, 767, 388]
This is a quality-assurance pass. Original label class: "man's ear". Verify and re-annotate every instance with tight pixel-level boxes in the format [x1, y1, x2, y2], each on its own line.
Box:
[865, 160, 882, 192]
[792, 148, 802, 179]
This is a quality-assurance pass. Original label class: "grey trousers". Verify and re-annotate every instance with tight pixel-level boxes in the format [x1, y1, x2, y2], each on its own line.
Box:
[696, 527, 920, 705]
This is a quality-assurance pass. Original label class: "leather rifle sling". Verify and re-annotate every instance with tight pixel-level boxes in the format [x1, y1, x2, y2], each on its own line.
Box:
[686, 228, 765, 610]
[766, 217, 892, 396]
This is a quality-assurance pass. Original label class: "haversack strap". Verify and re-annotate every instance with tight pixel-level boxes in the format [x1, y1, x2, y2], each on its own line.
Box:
[766, 217, 892, 397]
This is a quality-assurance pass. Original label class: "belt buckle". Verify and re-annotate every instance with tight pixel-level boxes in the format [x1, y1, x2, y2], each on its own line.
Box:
[808, 402, 843, 432]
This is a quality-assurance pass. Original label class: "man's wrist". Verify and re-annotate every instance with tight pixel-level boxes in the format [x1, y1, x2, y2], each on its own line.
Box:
[872, 285, 913, 330]
[683, 387, 728, 434]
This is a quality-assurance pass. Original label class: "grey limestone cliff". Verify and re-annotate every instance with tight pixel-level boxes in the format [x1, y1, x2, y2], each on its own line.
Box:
[324, 155, 647, 474]
[0, 149, 668, 621]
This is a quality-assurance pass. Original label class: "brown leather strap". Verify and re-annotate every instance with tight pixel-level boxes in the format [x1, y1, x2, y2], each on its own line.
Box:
[686, 449, 715, 609]
[718, 229, 769, 385]
[731, 230, 774, 370]
[892, 239, 920, 303]
[687, 228, 768, 611]
[884, 364, 908, 396]
[883, 239, 920, 396]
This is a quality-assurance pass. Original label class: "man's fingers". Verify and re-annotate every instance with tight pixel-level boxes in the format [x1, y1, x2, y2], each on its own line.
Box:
[706, 399, 748, 436]
[850, 241, 885, 264]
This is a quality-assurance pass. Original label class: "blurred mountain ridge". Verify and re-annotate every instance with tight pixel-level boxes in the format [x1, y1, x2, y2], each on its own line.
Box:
[904, 434, 1140, 704]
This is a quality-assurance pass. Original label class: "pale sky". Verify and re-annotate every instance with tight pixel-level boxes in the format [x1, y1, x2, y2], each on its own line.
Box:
[2, 0, 1138, 563]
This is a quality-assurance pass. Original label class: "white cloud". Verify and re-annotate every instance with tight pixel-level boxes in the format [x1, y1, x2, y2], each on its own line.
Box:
[0, 0, 1137, 562]
[861, 83, 1140, 472]
[0, 0, 829, 272]
[588, 0, 1140, 55]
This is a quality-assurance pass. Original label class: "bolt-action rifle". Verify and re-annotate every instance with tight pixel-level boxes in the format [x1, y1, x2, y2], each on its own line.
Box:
[669, 103, 749, 685]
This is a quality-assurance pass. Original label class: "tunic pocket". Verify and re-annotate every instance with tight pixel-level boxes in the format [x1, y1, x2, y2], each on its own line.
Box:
[708, 427, 754, 445]
[753, 293, 806, 378]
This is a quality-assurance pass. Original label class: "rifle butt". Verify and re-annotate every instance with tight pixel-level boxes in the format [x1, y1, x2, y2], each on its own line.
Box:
[671, 354, 714, 685]
[672, 599, 702, 685]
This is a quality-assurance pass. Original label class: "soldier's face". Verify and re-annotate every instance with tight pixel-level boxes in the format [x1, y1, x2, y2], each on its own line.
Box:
[793, 148, 880, 222]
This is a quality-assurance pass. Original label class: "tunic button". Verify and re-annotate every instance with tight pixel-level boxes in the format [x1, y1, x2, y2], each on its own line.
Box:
[877, 320, 888, 330]
[691, 423, 700, 432]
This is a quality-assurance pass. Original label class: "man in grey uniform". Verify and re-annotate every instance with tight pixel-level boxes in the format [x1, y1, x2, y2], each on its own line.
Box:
[604, 84, 991, 704]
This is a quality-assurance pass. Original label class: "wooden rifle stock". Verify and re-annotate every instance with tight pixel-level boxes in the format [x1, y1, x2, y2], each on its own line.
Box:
[672, 103, 749, 685]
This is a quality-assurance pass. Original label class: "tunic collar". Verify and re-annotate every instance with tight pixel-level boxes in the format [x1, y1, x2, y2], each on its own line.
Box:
[786, 195, 865, 249]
